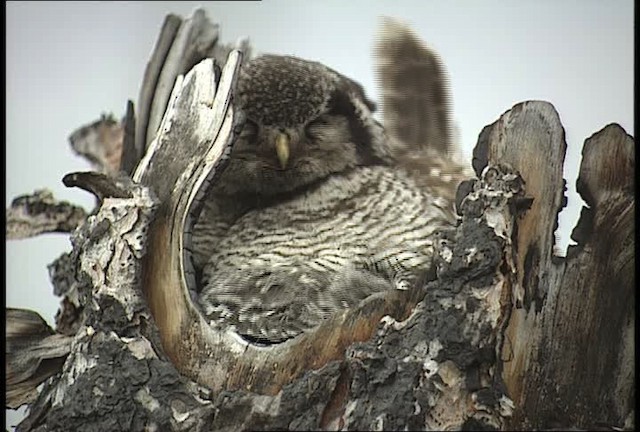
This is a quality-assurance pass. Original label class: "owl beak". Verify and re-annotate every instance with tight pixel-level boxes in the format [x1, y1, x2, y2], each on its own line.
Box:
[275, 133, 290, 169]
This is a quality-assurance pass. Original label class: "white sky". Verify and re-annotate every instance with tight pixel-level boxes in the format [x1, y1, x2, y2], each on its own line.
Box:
[5, 1, 634, 429]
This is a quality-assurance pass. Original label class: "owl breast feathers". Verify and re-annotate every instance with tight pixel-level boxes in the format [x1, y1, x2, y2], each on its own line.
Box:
[192, 29, 467, 345]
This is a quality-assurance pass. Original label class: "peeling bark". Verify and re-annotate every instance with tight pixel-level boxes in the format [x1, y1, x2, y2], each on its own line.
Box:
[6, 190, 87, 240]
[6, 309, 73, 409]
[5, 8, 634, 432]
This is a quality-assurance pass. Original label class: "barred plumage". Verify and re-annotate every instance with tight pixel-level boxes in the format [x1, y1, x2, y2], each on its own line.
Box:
[192, 20, 468, 345]
[197, 166, 451, 343]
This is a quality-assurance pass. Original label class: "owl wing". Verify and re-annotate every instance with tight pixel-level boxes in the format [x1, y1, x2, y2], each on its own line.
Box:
[190, 194, 254, 272]
[198, 262, 397, 344]
[197, 167, 450, 345]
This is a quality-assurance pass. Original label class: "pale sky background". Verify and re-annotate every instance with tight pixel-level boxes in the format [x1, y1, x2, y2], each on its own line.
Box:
[5, 1, 634, 428]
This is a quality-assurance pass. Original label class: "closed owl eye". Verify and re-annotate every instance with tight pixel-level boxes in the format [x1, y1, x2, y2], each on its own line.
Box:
[309, 116, 331, 127]
[240, 119, 259, 142]
[305, 116, 332, 141]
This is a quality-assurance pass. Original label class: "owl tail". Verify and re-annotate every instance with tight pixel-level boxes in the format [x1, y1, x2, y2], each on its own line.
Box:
[374, 17, 472, 211]
[374, 16, 455, 158]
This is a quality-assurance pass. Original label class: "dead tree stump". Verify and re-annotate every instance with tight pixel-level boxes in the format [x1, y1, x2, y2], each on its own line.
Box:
[5, 9, 634, 432]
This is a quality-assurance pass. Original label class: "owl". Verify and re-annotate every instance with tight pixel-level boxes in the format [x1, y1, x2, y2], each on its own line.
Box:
[191, 23, 465, 345]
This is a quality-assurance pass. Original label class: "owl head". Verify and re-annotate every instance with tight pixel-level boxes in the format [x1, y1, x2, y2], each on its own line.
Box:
[212, 55, 392, 196]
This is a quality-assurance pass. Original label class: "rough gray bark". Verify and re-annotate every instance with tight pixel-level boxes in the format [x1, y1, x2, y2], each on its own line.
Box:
[5, 8, 634, 432]
[6, 190, 87, 240]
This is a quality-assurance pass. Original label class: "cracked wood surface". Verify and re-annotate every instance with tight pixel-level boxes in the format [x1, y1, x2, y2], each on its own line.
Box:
[475, 102, 635, 430]
[6, 190, 87, 240]
[5, 8, 634, 432]
[501, 121, 635, 430]
[9, 99, 634, 431]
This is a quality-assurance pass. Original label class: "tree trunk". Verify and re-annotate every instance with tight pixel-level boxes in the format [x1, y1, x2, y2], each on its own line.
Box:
[5, 9, 634, 432]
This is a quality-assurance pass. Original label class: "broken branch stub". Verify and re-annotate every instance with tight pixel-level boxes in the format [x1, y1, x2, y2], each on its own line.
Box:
[135, 9, 249, 155]
[5, 308, 74, 409]
[134, 13, 183, 162]
[6, 189, 87, 240]
[68, 114, 124, 175]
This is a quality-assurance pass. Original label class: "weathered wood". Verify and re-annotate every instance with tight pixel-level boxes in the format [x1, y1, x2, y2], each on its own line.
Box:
[501, 122, 635, 430]
[143, 10, 224, 152]
[473, 102, 635, 430]
[134, 51, 242, 385]
[68, 113, 124, 175]
[473, 103, 568, 410]
[62, 171, 134, 200]
[11, 175, 194, 432]
[66, 104, 139, 178]
[119, 99, 138, 175]
[6, 309, 73, 409]
[134, 13, 182, 160]
[5, 8, 634, 431]
[5, 189, 87, 239]
[135, 10, 251, 154]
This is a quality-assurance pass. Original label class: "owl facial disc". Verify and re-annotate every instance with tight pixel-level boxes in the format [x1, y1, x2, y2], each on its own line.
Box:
[209, 54, 390, 196]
